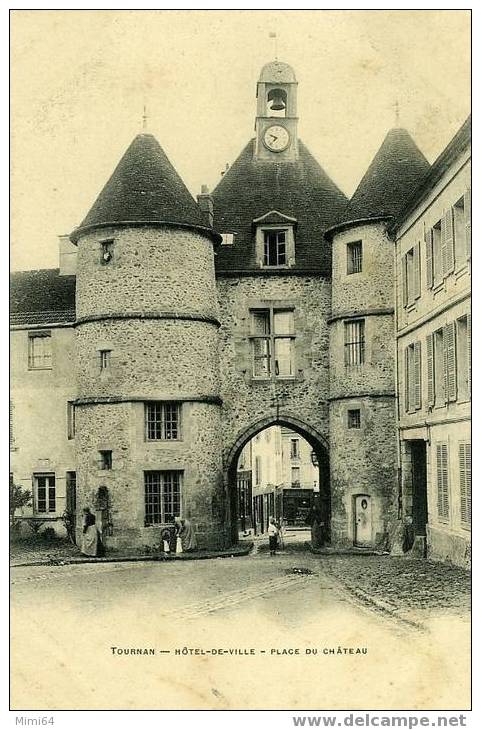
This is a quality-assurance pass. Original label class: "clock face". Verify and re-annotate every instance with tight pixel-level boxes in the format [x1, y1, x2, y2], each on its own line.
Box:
[264, 125, 290, 152]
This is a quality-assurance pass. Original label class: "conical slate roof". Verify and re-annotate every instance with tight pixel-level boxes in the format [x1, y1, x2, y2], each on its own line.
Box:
[213, 139, 348, 274]
[338, 128, 430, 226]
[71, 133, 209, 242]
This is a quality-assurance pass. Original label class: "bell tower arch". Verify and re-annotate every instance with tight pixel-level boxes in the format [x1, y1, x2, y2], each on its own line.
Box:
[255, 61, 299, 161]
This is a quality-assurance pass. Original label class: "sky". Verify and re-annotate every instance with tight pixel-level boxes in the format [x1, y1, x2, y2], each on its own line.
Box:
[10, 9, 470, 272]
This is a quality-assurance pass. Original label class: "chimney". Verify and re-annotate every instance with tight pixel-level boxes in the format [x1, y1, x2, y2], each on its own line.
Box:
[197, 184, 214, 228]
[58, 234, 78, 275]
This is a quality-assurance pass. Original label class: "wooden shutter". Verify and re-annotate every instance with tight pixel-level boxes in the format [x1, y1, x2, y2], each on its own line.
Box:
[444, 208, 454, 275]
[414, 341, 422, 410]
[425, 228, 433, 289]
[426, 334, 434, 406]
[459, 442, 471, 526]
[404, 347, 410, 411]
[464, 188, 471, 260]
[440, 215, 448, 278]
[436, 443, 449, 520]
[443, 321, 457, 402]
[402, 254, 408, 307]
[413, 243, 421, 299]
[9, 400, 14, 449]
[467, 313, 471, 397]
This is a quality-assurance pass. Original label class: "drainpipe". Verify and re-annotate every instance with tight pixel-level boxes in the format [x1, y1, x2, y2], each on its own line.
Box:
[392, 225, 403, 520]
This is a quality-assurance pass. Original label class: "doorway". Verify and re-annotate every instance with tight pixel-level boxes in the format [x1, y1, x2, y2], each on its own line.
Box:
[354, 494, 372, 547]
[410, 440, 428, 537]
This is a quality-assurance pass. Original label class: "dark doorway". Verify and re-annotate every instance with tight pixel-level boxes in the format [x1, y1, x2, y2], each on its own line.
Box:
[411, 440, 428, 536]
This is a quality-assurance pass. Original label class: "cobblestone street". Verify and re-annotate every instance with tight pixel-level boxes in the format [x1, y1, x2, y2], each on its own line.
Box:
[11, 541, 470, 711]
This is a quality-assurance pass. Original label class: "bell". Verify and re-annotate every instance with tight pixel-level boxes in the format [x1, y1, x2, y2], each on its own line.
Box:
[268, 89, 286, 111]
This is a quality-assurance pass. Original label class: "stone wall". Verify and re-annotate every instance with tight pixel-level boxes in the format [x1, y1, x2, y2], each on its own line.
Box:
[75, 401, 226, 550]
[216, 274, 331, 461]
[75, 224, 225, 550]
[329, 396, 398, 546]
[329, 221, 397, 547]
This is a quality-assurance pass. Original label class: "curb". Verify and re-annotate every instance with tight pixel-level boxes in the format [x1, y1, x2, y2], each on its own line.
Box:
[310, 547, 390, 557]
[10, 543, 254, 568]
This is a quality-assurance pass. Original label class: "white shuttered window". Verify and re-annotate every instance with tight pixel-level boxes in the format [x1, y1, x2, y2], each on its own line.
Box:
[459, 442, 471, 527]
[436, 443, 449, 521]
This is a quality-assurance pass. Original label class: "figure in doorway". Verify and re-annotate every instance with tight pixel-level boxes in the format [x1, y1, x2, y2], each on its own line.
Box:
[174, 517, 197, 552]
[80, 507, 104, 557]
[307, 504, 324, 549]
[268, 517, 279, 556]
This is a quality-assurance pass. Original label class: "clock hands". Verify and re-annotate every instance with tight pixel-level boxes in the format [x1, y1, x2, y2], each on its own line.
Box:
[270, 134, 278, 143]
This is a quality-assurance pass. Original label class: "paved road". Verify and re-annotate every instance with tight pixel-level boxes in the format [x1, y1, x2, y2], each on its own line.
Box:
[11, 547, 470, 711]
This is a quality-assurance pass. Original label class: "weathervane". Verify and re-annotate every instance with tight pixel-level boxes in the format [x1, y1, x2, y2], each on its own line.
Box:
[269, 31, 278, 61]
[394, 99, 400, 128]
[142, 104, 148, 131]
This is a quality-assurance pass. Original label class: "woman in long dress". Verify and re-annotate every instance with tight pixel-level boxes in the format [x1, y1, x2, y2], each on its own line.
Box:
[81, 508, 103, 557]
[174, 517, 197, 552]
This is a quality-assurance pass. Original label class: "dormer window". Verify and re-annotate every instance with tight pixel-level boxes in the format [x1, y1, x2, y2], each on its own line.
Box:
[221, 233, 235, 246]
[100, 239, 114, 264]
[253, 211, 296, 268]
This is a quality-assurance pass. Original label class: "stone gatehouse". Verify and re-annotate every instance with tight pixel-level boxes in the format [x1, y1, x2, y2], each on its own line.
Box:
[11, 60, 468, 559]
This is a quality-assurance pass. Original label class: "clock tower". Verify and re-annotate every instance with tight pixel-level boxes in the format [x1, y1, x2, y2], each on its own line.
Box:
[255, 60, 299, 161]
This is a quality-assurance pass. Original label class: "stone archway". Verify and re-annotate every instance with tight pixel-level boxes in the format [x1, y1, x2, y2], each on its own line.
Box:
[225, 412, 330, 546]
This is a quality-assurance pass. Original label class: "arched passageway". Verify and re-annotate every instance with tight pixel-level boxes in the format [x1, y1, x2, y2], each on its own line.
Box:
[225, 414, 330, 548]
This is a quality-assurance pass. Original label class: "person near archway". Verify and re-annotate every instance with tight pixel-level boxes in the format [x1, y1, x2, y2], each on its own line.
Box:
[268, 517, 279, 556]
[175, 517, 197, 552]
[80, 507, 104, 557]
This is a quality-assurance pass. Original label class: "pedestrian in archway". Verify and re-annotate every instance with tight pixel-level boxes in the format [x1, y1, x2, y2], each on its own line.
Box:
[268, 516, 279, 556]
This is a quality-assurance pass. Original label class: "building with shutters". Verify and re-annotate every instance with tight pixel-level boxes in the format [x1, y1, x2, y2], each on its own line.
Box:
[392, 118, 471, 568]
[9, 60, 470, 564]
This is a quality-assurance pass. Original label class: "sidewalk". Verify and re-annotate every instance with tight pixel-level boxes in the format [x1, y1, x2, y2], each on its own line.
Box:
[10, 541, 253, 568]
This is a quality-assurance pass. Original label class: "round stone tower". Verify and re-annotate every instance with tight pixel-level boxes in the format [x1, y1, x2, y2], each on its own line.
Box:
[70, 133, 225, 550]
[326, 128, 430, 549]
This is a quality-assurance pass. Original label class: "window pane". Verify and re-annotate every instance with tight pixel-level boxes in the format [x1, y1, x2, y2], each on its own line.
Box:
[251, 310, 270, 335]
[146, 403, 180, 440]
[273, 310, 293, 334]
[144, 472, 162, 526]
[162, 472, 182, 523]
[253, 338, 270, 377]
[275, 338, 293, 376]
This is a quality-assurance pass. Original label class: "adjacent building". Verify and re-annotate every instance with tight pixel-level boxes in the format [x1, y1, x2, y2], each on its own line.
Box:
[392, 118, 471, 567]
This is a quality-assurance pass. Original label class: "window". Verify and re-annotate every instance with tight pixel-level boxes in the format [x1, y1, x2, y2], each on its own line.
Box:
[436, 444, 449, 521]
[347, 241, 362, 274]
[220, 233, 234, 246]
[99, 350, 111, 371]
[28, 331, 52, 369]
[263, 230, 286, 266]
[404, 342, 422, 412]
[290, 438, 300, 459]
[67, 401, 75, 440]
[66, 471, 76, 514]
[145, 402, 181, 440]
[456, 316, 470, 402]
[255, 456, 262, 486]
[347, 409, 361, 429]
[144, 471, 182, 526]
[453, 197, 467, 268]
[99, 450, 112, 470]
[251, 308, 295, 378]
[402, 244, 421, 306]
[291, 466, 300, 487]
[34, 474, 56, 514]
[344, 319, 365, 366]
[459, 442, 471, 527]
[100, 239, 114, 264]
